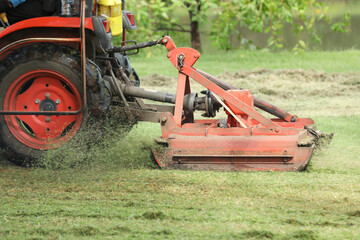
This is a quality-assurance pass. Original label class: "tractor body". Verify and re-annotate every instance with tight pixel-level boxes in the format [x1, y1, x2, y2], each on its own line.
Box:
[0, 0, 320, 170]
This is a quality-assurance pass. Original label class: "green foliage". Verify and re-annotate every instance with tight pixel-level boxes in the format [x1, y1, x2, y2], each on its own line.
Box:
[120, 0, 189, 48]
[331, 12, 351, 32]
[124, 0, 350, 51]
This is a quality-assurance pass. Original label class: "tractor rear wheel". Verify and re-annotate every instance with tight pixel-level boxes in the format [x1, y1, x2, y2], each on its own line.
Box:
[0, 44, 87, 165]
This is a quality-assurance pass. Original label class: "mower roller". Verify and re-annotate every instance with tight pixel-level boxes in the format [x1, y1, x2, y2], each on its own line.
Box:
[0, 0, 320, 170]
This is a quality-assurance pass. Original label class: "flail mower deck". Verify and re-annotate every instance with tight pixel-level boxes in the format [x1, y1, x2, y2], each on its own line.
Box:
[151, 37, 318, 171]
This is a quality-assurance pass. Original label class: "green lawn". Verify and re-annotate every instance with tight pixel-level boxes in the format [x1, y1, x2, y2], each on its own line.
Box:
[1, 50, 360, 239]
[131, 49, 360, 77]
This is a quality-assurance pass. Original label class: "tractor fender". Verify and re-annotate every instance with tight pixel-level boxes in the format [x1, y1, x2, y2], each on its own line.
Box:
[0, 16, 112, 61]
[0, 16, 94, 40]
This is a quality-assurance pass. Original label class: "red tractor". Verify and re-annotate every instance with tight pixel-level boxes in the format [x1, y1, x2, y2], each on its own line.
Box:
[0, 0, 321, 170]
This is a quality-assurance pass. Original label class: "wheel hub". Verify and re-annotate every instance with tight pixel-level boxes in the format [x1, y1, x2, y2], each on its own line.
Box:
[39, 98, 58, 113]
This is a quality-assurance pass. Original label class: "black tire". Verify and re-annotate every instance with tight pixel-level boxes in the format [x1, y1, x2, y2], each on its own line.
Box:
[0, 44, 87, 165]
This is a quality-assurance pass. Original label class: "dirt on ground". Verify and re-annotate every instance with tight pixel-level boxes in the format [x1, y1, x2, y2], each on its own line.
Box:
[141, 73, 176, 86]
[143, 69, 360, 97]
[142, 69, 360, 117]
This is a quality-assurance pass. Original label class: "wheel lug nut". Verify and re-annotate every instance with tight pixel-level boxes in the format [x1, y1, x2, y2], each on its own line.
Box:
[56, 99, 61, 105]
[35, 99, 40, 104]
[46, 117, 51, 123]
[45, 93, 50, 98]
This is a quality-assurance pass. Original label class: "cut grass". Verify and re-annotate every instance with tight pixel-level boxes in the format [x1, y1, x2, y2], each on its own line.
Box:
[1, 50, 360, 239]
[1, 115, 360, 239]
[0, 115, 359, 239]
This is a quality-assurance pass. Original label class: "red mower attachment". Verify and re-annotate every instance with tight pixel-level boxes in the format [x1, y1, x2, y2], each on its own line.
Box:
[152, 36, 318, 171]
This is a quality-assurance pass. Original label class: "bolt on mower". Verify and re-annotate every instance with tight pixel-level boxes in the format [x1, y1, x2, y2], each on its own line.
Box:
[0, 0, 328, 170]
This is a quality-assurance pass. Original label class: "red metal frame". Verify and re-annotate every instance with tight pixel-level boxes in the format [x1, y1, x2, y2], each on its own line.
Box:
[152, 36, 317, 171]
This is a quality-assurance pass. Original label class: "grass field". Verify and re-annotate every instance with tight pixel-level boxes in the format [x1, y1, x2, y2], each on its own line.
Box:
[1, 49, 360, 239]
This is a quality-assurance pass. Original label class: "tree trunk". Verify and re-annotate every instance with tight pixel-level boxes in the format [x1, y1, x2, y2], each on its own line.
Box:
[187, 1, 202, 52]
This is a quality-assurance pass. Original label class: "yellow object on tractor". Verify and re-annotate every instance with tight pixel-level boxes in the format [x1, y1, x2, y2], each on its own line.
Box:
[97, 0, 123, 36]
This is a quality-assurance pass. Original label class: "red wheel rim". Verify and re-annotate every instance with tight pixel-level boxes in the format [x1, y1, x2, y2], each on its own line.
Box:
[4, 70, 83, 150]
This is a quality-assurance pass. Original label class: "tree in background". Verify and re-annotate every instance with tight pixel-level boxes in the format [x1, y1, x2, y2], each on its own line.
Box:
[183, 0, 204, 52]
[125, 0, 350, 52]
